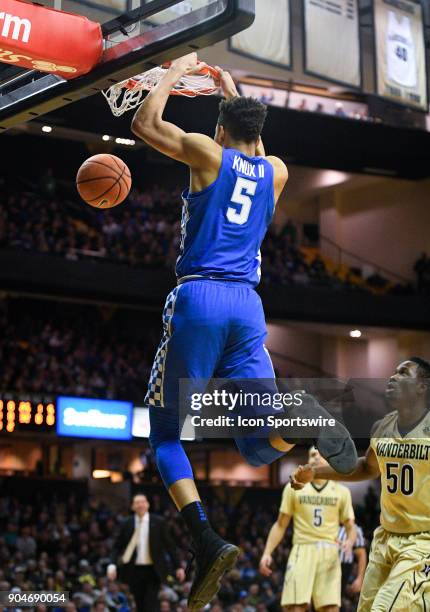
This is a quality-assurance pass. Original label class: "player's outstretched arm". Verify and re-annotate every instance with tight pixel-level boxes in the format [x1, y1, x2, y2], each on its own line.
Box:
[131, 53, 221, 171]
[215, 67, 267, 158]
[214, 66, 239, 101]
[290, 446, 380, 489]
[259, 512, 291, 576]
[266, 156, 289, 202]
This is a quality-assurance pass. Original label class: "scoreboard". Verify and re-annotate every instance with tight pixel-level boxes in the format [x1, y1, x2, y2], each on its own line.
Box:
[0, 395, 132, 440]
[0, 396, 197, 442]
[0, 397, 56, 433]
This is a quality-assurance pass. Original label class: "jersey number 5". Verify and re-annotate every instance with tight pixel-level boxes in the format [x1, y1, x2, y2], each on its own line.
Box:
[227, 177, 257, 225]
[313, 508, 323, 527]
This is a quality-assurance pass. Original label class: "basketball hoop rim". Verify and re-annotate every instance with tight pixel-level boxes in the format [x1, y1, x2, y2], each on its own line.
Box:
[103, 61, 222, 115]
[124, 63, 221, 97]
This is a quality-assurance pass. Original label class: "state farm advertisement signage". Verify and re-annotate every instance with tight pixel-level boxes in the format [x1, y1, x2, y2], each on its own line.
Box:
[0, 0, 103, 78]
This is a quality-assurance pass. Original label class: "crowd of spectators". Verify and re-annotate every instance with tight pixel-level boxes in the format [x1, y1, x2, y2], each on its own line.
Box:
[0, 481, 379, 612]
[294, 98, 369, 122]
[261, 223, 411, 294]
[246, 87, 371, 123]
[2, 187, 181, 270]
[0, 300, 157, 402]
[248, 87, 427, 131]
[1, 183, 406, 294]
[261, 222, 336, 289]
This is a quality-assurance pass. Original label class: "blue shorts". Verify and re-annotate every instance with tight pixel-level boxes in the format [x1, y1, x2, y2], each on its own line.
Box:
[146, 279, 276, 447]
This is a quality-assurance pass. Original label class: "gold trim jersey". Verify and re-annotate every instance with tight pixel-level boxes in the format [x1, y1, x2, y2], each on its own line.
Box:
[371, 410, 430, 534]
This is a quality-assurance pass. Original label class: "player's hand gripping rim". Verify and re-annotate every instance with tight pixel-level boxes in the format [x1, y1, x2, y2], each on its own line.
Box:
[168, 52, 208, 77]
[214, 66, 239, 100]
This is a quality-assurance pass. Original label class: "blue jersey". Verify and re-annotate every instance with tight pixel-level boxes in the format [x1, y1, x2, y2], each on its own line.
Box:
[176, 147, 275, 287]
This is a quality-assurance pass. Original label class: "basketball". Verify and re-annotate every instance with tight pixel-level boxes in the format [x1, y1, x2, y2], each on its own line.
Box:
[76, 154, 132, 208]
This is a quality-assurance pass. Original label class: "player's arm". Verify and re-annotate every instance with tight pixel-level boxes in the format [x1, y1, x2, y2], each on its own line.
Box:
[292, 419, 382, 487]
[215, 67, 267, 158]
[290, 445, 380, 489]
[266, 155, 289, 202]
[259, 512, 291, 576]
[256, 137, 266, 157]
[348, 546, 367, 594]
[131, 53, 221, 170]
[340, 518, 357, 559]
[215, 65, 238, 101]
[338, 486, 356, 558]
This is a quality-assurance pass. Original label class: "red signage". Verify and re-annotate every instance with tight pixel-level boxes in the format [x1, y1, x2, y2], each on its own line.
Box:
[0, 0, 103, 78]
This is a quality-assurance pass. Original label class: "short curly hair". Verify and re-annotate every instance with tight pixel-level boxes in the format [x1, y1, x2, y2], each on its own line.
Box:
[409, 356, 430, 404]
[218, 96, 268, 144]
[409, 357, 430, 380]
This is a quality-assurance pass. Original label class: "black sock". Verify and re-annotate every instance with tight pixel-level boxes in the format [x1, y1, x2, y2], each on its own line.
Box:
[180, 501, 211, 544]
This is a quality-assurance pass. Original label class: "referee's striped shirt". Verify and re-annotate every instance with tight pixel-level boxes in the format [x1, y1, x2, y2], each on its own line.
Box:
[338, 525, 366, 564]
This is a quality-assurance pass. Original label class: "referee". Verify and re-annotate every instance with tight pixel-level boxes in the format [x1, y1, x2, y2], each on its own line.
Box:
[338, 524, 367, 603]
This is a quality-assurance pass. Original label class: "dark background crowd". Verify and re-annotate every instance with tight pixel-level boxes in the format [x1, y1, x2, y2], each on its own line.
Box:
[0, 481, 380, 612]
[0, 298, 159, 403]
[0, 177, 421, 296]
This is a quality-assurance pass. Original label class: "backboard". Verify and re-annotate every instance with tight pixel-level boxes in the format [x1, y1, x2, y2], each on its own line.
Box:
[0, 0, 255, 130]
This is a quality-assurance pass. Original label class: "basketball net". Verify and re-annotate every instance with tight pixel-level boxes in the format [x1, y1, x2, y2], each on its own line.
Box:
[103, 64, 220, 117]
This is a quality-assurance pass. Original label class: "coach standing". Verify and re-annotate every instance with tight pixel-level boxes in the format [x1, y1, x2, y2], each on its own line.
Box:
[107, 493, 185, 612]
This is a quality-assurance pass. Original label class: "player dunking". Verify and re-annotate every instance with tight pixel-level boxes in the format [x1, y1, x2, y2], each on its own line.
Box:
[291, 357, 430, 611]
[131, 53, 357, 610]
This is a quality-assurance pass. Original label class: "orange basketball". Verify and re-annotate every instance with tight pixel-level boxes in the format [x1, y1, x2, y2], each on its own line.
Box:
[76, 154, 132, 209]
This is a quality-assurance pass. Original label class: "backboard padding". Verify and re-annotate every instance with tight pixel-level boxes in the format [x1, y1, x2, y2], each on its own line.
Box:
[0, 0, 255, 130]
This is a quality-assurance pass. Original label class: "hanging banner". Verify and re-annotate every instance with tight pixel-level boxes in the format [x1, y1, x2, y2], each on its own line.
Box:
[230, 0, 291, 69]
[304, 0, 361, 88]
[374, 0, 427, 111]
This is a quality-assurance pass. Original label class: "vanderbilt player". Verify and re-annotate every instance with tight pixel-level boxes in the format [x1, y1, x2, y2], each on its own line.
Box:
[291, 357, 430, 611]
[260, 448, 357, 611]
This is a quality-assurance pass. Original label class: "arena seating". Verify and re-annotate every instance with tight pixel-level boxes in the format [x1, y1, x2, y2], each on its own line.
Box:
[0, 479, 379, 611]
[0, 182, 417, 296]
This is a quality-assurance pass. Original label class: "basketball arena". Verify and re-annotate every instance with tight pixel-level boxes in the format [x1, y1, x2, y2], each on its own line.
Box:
[1, 1, 430, 611]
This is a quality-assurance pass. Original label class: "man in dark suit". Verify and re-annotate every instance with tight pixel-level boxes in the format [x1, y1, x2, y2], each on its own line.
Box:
[107, 493, 185, 612]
